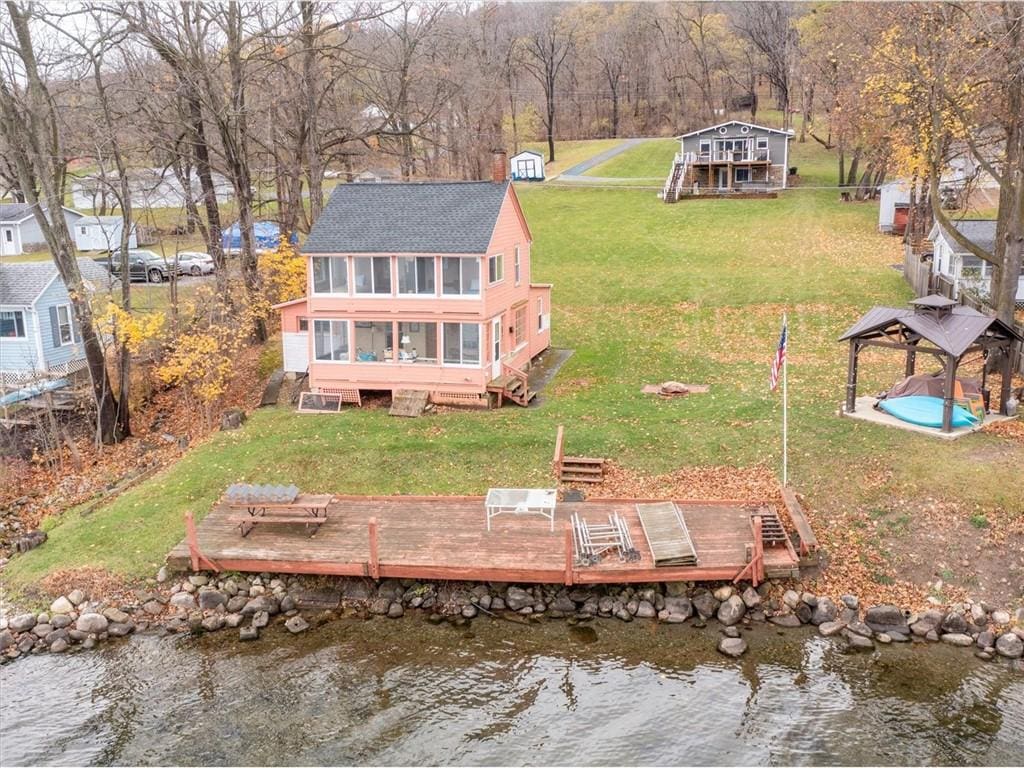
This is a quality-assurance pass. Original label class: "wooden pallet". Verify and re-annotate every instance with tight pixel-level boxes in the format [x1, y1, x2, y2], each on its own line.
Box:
[635, 501, 698, 566]
[390, 390, 430, 417]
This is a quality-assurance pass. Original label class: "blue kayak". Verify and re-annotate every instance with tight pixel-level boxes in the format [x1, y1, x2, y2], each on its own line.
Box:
[878, 395, 979, 429]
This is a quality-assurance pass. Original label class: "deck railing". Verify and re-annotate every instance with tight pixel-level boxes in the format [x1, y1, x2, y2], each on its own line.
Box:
[696, 148, 770, 163]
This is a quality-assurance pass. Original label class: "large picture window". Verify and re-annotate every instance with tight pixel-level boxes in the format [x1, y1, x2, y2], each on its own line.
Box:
[398, 322, 437, 363]
[312, 256, 348, 294]
[354, 321, 393, 362]
[443, 322, 480, 365]
[313, 319, 349, 361]
[442, 257, 480, 296]
[0, 310, 26, 338]
[397, 256, 435, 295]
[354, 256, 392, 294]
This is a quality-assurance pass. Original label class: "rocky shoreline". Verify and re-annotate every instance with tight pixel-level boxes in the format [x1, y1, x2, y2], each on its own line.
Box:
[2, 571, 1022, 666]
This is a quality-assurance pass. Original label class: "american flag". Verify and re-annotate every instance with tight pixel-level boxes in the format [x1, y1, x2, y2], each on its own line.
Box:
[770, 317, 788, 391]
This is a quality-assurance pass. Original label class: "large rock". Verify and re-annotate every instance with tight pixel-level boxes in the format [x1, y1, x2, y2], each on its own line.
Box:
[818, 621, 845, 637]
[50, 637, 70, 654]
[692, 591, 720, 620]
[239, 626, 259, 641]
[197, 590, 227, 611]
[75, 613, 109, 634]
[810, 597, 838, 626]
[712, 586, 734, 602]
[995, 632, 1024, 659]
[9, 614, 36, 633]
[941, 611, 970, 635]
[741, 586, 762, 609]
[342, 580, 374, 602]
[51, 615, 73, 629]
[793, 602, 813, 624]
[285, 616, 309, 634]
[49, 596, 75, 615]
[910, 610, 945, 637]
[201, 615, 225, 632]
[387, 602, 404, 619]
[717, 637, 748, 658]
[845, 633, 874, 652]
[865, 605, 909, 635]
[226, 595, 248, 613]
[369, 598, 390, 615]
[505, 587, 533, 611]
[252, 611, 270, 629]
[220, 408, 246, 430]
[941, 633, 974, 647]
[662, 596, 692, 622]
[0, 629, 14, 652]
[769, 614, 802, 628]
[717, 595, 746, 627]
[103, 607, 130, 624]
[241, 596, 279, 616]
[635, 600, 657, 619]
[783, 590, 802, 610]
[169, 592, 197, 610]
[991, 610, 1011, 625]
[107, 622, 134, 637]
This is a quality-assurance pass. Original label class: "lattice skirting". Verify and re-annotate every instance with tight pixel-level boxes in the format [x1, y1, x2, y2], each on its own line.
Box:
[1, 358, 88, 388]
[430, 391, 488, 408]
[315, 387, 362, 406]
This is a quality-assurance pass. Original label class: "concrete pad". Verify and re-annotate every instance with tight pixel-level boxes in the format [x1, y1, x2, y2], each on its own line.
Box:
[840, 396, 1016, 440]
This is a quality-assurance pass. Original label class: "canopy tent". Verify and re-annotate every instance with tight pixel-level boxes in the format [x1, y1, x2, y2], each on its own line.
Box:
[839, 295, 1021, 433]
[221, 221, 297, 251]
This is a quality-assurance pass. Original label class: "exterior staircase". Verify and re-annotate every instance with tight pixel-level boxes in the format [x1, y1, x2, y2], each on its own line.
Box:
[552, 425, 606, 483]
[662, 151, 694, 203]
[486, 364, 535, 407]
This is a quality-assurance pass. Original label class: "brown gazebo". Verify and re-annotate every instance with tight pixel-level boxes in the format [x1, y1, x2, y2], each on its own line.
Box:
[839, 296, 1021, 433]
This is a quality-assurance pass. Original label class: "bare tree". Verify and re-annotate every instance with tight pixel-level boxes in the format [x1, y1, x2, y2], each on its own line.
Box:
[0, 1, 123, 444]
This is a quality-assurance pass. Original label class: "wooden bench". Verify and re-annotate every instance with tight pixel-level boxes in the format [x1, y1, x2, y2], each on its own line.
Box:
[226, 493, 333, 537]
[780, 487, 818, 560]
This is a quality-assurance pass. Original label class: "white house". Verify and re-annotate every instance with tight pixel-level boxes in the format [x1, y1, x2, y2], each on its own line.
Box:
[510, 150, 545, 181]
[929, 219, 1024, 303]
[878, 180, 911, 234]
[0, 203, 85, 257]
[72, 215, 137, 252]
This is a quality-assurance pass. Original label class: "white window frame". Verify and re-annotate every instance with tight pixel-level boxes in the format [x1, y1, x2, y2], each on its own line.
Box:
[1, 309, 26, 338]
[513, 304, 527, 349]
[488, 253, 504, 285]
[537, 297, 544, 331]
[397, 256, 437, 296]
[514, 246, 521, 285]
[442, 322, 481, 367]
[441, 256, 481, 298]
[311, 256, 349, 295]
[55, 304, 75, 347]
[313, 319, 350, 363]
[353, 256, 392, 296]
[3, 228, 13, 243]
[756, 136, 769, 149]
[734, 167, 751, 183]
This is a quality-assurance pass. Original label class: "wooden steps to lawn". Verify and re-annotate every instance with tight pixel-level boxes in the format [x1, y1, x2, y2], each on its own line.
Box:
[553, 425, 606, 483]
[486, 367, 536, 407]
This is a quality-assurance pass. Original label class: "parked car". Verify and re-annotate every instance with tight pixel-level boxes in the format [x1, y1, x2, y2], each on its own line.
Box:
[176, 250, 215, 276]
[100, 249, 179, 283]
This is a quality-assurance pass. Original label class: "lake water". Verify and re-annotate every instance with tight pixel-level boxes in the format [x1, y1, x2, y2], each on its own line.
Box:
[1, 617, 1022, 766]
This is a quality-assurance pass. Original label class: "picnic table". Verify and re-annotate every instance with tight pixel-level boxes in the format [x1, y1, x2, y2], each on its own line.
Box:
[485, 488, 557, 531]
[226, 493, 333, 537]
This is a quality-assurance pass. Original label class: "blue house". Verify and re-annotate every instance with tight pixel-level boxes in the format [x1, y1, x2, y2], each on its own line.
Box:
[0, 258, 115, 387]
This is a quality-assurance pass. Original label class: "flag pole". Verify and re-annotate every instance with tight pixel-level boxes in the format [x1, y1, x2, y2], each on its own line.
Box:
[782, 312, 788, 488]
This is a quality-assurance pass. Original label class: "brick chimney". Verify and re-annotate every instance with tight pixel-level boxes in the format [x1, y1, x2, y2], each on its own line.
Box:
[491, 149, 508, 182]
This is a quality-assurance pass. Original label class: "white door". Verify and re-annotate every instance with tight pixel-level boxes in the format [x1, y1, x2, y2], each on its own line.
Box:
[716, 168, 729, 189]
[282, 331, 309, 373]
[491, 317, 502, 378]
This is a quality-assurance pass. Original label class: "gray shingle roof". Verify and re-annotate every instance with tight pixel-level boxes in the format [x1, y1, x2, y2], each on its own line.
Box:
[0, 203, 35, 223]
[0, 258, 115, 306]
[303, 181, 510, 254]
[935, 219, 997, 255]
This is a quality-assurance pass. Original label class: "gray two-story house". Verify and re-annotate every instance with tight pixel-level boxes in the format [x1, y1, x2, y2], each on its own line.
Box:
[664, 121, 794, 202]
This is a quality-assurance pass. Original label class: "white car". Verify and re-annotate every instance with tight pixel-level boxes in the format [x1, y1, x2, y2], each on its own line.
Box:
[176, 251, 215, 276]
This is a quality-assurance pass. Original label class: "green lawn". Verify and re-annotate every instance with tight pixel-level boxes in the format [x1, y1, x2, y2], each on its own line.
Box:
[582, 138, 677, 179]
[520, 139, 626, 178]
[6, 165, 1022, 599]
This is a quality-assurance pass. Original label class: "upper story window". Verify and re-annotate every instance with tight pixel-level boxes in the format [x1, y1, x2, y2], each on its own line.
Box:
[514, 246, 521, 285]
[488, 253, 504, 284]
[354, 256, 391, 295]
[756, 136, 769, 149]
[312, 256, 348, 294]
[55, 304, 74, 346]
[397, 256, 436, 295]
[1, 309, 26, 338]
[442, 256, 480, 297]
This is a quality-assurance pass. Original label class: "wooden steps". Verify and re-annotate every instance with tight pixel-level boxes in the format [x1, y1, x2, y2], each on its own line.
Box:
[757, 507, 788, 545]
[553, 425, 607, 483]
[486, 366, 534, 407]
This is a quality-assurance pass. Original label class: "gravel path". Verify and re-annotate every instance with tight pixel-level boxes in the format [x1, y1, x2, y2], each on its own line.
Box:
[556, 137, 655, 180]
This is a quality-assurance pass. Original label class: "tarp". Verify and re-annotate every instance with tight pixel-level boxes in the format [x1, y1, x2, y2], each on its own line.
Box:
[884, 372, 981, 400]
[221, 221, 297, 251]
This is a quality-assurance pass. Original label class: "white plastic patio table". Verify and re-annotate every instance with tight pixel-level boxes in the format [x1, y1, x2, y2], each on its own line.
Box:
[485, 488, 557, 531]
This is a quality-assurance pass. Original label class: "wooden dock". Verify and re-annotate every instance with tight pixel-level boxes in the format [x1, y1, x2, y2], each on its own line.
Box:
[167, 496, 801, 585]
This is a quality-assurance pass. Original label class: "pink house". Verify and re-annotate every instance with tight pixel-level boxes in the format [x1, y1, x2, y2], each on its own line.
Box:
[276, 160, 552, 408]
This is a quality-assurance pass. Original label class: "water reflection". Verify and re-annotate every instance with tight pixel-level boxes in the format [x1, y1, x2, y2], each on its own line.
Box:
[1, 617, 1021, 767]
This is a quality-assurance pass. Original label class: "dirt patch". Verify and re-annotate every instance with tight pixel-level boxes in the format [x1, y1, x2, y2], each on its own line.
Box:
[587, 462, 783, 504]
[38, 567, 130, 603]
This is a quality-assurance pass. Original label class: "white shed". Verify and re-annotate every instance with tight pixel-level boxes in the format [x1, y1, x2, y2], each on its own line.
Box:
[510, 150, 545, 181]
[73, 216, 137, 252]
[878, 180, 911, 234]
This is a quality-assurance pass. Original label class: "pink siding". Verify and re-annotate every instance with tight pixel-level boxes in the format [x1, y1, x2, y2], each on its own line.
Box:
[277, 299, 307, 333]
[286, 183, 550, 400]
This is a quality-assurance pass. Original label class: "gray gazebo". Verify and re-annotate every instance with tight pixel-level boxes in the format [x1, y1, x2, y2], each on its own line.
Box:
[839, 296, 1021, 433]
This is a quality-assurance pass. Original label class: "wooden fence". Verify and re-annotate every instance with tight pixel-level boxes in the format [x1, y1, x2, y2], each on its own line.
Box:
[902, 244, 1024, 378]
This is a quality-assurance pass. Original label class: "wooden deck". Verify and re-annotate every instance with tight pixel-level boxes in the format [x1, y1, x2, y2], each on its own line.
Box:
[167, 496, 801, 585]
